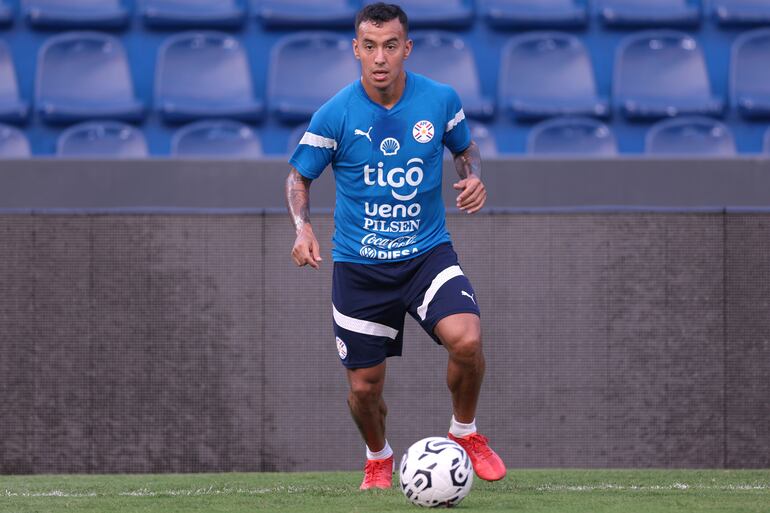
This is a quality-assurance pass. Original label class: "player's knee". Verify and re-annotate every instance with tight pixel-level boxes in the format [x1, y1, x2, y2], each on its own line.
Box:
[446, 331, 482, 362]
[348, 379, 383, 406]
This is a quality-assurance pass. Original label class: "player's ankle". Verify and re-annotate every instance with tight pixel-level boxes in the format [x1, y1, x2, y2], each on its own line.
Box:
[449, 415, 477, 438]
[366, 440, 393, 460]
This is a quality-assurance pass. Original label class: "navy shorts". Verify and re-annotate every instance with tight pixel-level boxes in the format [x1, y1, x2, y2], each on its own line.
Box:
[332, 243, 480, 369]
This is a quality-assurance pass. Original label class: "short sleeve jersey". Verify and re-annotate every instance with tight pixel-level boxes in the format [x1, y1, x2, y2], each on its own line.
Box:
[289, 72, 471, 264]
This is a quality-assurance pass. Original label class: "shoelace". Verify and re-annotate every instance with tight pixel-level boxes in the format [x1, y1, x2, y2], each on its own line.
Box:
[466, 434, 494, 460]
[364, 459, 391, 482]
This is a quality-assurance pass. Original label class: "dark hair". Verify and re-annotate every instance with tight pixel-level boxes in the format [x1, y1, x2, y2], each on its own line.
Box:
[355, 3, 408, 35]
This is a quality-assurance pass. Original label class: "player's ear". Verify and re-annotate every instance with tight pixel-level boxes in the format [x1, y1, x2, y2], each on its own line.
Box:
[352, 38, 361, 60]
[403, 38, 413, 60]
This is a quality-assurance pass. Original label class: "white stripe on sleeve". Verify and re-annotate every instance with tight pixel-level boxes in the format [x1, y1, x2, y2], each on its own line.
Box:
[333, 304, 399, 339]
[416, 265, 465, 321]
[445, 109, 466, 133]
[299, 131, 337, 151]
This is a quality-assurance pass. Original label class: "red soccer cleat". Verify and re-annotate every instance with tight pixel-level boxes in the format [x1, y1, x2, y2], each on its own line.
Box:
[448, 432, 507, 481]
[359, 455, 394, 490]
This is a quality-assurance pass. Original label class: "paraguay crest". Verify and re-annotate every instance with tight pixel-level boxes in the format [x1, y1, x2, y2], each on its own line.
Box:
[413, 120, 434, 143]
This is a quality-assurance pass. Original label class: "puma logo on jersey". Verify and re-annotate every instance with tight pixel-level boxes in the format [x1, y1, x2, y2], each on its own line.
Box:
[461, 290, 476, 304]
[354, 126, 373, 142]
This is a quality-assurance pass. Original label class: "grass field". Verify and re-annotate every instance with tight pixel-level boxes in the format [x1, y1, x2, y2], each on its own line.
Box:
[2, 469, 769, 513]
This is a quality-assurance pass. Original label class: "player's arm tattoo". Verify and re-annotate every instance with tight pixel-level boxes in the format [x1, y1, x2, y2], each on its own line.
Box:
[452, 140, 481, 180]
[285, 167, 313, 233]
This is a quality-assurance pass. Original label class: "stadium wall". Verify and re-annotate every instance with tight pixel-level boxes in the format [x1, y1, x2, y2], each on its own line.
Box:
[1, 211, 768, 473]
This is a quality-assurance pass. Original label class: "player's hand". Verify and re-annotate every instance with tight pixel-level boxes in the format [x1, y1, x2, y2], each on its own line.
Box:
[291, 225, 323, 270]
[453, 175, 487, 214]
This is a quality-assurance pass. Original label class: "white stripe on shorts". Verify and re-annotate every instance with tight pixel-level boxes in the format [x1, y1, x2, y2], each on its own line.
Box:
[416, 265, 464, 321]
[333, 304, 399, 340]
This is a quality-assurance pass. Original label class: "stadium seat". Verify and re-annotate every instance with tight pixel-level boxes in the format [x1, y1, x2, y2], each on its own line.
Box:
[286, 122, 309, 154]
[713, 0, 770, 26]
[467, 121, 499, 157]
[0, 123, 31, 158]
[499, 32, 609, 121]
[362, 0, 474, 29]
[444, 121, 499, 158]
[731, 28, 770, 119]
[597, 0, 701, 28]
[645, 116, 736, 156]
[36, 32, 144, 124]
[155, 32, 263, 124]
[764, 126, 770, 153]
[268, 32, 358, 123]
[23, 0, 131, 29]
[614, 31, 723, 120]
[171, 120, 262, 158]
[255, 0, 359, 29]
[481, 0, 588, 29]
[408, 32, 494, 120]
[0, 40, 29, 124]
[527, 116, 617, 156]
[0, 1, 13, 26]
[56, 121, 148, 158]
[140, 0, 246, 29]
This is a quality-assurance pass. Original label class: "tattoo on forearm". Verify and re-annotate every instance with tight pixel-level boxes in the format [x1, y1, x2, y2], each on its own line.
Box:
[453, 141, 481, 180]
[286, 168, 312, 232]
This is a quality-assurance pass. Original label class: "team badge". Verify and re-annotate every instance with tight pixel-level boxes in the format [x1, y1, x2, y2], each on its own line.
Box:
[413, 120, 434, 143]
[336, 337, 348, 360]
[380, 137, 400, 156]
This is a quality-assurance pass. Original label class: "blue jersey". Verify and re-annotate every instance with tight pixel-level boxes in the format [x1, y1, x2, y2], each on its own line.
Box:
[289, 72, 471, 264]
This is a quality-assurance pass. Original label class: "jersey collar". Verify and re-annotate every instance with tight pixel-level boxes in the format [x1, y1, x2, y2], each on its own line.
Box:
[356, 71, 415, 114]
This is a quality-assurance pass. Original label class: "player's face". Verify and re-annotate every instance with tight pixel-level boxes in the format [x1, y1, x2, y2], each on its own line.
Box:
[353, 19, 412, 93]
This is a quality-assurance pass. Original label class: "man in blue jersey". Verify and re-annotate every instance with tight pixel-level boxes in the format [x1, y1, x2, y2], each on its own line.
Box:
[285, 2, 506, 490]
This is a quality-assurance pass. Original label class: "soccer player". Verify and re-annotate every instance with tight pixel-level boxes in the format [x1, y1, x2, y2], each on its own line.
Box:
[285, 2, 506, 490]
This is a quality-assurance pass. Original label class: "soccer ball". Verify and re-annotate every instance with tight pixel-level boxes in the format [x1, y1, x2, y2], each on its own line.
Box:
[399, 436, 473, 508]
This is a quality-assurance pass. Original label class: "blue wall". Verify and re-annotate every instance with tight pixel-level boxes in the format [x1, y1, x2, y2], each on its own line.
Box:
[1, 0, 768, 155]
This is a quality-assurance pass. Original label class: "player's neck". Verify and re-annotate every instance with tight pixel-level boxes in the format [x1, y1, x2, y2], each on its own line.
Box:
[361, 71, 407, 110]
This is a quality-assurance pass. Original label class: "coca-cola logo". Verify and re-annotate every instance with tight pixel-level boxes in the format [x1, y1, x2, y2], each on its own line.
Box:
[361, 233, 418, 250]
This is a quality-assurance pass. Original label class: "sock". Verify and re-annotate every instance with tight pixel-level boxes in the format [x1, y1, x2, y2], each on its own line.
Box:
[449, 415, 477, 438]
[366, 440, 393, 460]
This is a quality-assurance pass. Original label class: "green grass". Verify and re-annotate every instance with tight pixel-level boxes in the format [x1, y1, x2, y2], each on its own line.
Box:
[2, 470, 769, 513]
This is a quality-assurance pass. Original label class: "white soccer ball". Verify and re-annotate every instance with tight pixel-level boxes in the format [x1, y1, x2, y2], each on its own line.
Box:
[399, 436, 473, 508]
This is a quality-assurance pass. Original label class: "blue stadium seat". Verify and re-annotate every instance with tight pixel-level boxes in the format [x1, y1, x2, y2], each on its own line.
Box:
[499, 32, 608, 121]
[286, 122, 309, 154]
[0, 123, 31, 158]
[56, 121, 148, 158]
[713, 0, 770, 26]
[140, 0, 246, 29]
[268, 32, 358, 123]
[645, 116, 736, 155]
[0, 1, 13, 26]
[527, 116, 617, 156]
[598, 0, 701, 28]
[614, 31, 723, 120]
[408, 32, 494, 120]
[482, 0, 588, 29]
[467, 121, 499, 157]
[764, 126, 770, 153]
[444, 121, 499, 158]
[255, 0, 358, 29]
[171, 120, 262, 158]
[731, 28, 770, 119]
[23, 0, 130, 29]
[155, 32, 263, 124]
[362, 0, 474, 29]
[0, 41, 29, 124]
[36, 32, 144, 124]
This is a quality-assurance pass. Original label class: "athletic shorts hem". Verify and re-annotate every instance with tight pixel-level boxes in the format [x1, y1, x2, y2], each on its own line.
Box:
[341, 355, 394, 370]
